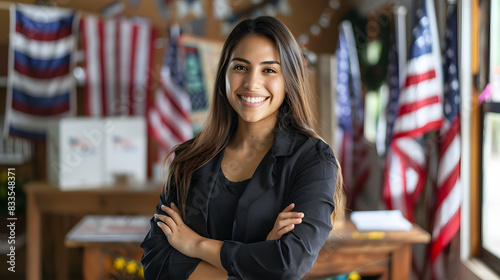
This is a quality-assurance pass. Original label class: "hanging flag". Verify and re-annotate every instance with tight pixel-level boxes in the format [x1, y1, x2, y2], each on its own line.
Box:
[383, 0, 443, 222]
[80, 16, 155, 116]
[380, 21, 401, 157]
[3, 4, 78, 140]
[339, 21, 370, 207]
[430, 4, 461, 279]
[147, 26, 192, 156]
[334, 25, 353, 192]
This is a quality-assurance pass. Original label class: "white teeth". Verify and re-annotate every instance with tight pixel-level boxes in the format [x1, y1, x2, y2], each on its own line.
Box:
[240, 96, 266, 103]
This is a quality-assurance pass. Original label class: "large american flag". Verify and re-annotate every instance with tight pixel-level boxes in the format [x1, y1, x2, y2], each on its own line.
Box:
[383, 0, 444, 222]
[430, 4, 461, 279]
[3, 4, 78, 140]
[147, 26, 192, 156]
[80, 16, 155, 116]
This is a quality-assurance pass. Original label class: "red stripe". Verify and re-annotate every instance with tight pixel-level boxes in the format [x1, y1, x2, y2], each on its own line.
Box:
[430, 209, 461, 263]
[397, 95, 441, 116]
[147, 118, 171, 152]
[158, 112, 184, 142]
[435, 162, 460, 210]
[439, 117, 460, 158]
[161, 82, 191, 122]
[393, 120, 443, 139]
[129, 25, 139, 115]
[405, 69, 436, 87]
[14, 62, 69, 79]
[399, 156, 414, 221]
[16, 23, 73, 41]
[392, 143, 428, 222]
[12, 100, 69, 116]
[98, 19, 107, 116]
[80, 18, 92, 116]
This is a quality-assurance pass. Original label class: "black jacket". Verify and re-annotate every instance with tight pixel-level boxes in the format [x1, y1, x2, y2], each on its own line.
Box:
[140, 124, 338, 280]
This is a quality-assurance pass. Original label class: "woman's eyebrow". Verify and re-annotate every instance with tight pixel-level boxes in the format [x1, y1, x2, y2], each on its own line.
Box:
[231, 57, 280, 65]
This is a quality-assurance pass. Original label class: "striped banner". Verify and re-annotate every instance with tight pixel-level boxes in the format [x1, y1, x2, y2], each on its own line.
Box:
[80, 16, 155, 116]
[3, 4, 78, 140]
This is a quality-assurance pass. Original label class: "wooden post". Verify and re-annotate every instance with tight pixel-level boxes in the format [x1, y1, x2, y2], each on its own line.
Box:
[318, 54, 337, 148]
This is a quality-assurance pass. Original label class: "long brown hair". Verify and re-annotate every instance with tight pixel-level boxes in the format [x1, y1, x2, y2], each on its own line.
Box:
[164, 16, 345, 223]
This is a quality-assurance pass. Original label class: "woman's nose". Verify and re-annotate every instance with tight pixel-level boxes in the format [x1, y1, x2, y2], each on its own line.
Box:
[243, 71, 261, 90]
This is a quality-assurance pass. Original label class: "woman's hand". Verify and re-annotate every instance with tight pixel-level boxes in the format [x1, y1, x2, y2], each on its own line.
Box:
[266, 203, 304, 240]
[155, 203, 205, 258]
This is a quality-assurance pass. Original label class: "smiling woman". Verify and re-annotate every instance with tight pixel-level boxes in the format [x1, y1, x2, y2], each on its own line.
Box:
[140, 16, 345, 280]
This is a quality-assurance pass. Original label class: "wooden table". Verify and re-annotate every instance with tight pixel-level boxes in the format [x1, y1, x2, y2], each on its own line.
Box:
[24, 181, 161, 280]
[304, 218, 431, 280]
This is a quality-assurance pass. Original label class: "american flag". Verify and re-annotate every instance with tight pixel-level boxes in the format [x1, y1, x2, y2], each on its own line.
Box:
[384, 25, 401, 156]
[430, 4, 461, 279]
[383, 0, 444, 222]
[334, 24, 353, 191]
[80, 16, 155, 116]
[147, 26, 192, 155]
[335, 21, 370, 206]
[3, 4, 78, 140]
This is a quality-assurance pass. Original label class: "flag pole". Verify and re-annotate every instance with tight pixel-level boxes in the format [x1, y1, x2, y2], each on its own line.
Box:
[395, 5, 407, 90]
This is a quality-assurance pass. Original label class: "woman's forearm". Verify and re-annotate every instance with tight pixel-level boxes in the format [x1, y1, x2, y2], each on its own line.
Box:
[188, 260, 227, 280]
[194, 238, 224, 270]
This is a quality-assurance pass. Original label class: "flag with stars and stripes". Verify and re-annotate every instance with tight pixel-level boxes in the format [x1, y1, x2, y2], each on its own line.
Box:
[430, 4, 461, 279]
[3, 4, 78, 140]
[334, 24, 353, 192]
[80, 15, 155, 116]
[384, 23, 401, 156]
[147, 26, 192, 157]
[383, 0, 444, 222]
[335, 21, 370, 207]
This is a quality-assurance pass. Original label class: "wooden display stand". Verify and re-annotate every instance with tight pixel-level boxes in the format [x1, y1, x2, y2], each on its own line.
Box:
[304, 218, 431, 280]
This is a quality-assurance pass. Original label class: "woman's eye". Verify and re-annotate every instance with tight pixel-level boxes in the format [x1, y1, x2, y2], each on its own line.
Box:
[234, 65, 247, 70]
[263, 68, 277, 73]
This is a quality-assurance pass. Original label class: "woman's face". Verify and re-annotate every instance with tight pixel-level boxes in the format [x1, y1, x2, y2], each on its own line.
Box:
[225, 34, 285, 125]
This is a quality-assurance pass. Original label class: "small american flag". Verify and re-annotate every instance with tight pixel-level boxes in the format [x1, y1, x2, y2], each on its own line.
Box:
[430, 4, 461, 279]
[338, 21, 370, 207]
[147, 26, 192, 155]
[334, 24, 353, 191]
[3, 4, 78, 140]
[383, 0, 444, 222]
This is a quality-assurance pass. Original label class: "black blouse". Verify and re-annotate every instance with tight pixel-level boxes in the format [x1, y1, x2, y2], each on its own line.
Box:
[207, 168, 250, 240]
[141, 123, 338, 280]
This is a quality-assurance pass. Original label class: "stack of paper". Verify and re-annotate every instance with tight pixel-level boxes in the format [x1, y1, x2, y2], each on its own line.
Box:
[66, 215, 151, 242]
[350, 210, 413, 231]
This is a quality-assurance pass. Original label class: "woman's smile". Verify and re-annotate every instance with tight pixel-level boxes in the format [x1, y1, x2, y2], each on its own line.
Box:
[237, 94, 270, 106]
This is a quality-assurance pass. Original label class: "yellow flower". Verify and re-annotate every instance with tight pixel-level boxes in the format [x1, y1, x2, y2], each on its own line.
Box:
[125, 261, 138, 274]
[138, 267, 144, 278]
[347, 271, 361, 280]
[113, 257, 126, 271]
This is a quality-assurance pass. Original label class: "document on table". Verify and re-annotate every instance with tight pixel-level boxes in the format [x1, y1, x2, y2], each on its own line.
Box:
[350, 210, 413, 231]
[66, 215, 151, 242]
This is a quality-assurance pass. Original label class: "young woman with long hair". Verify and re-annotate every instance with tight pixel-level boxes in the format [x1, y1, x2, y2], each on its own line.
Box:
[141, 16, 345, 280]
